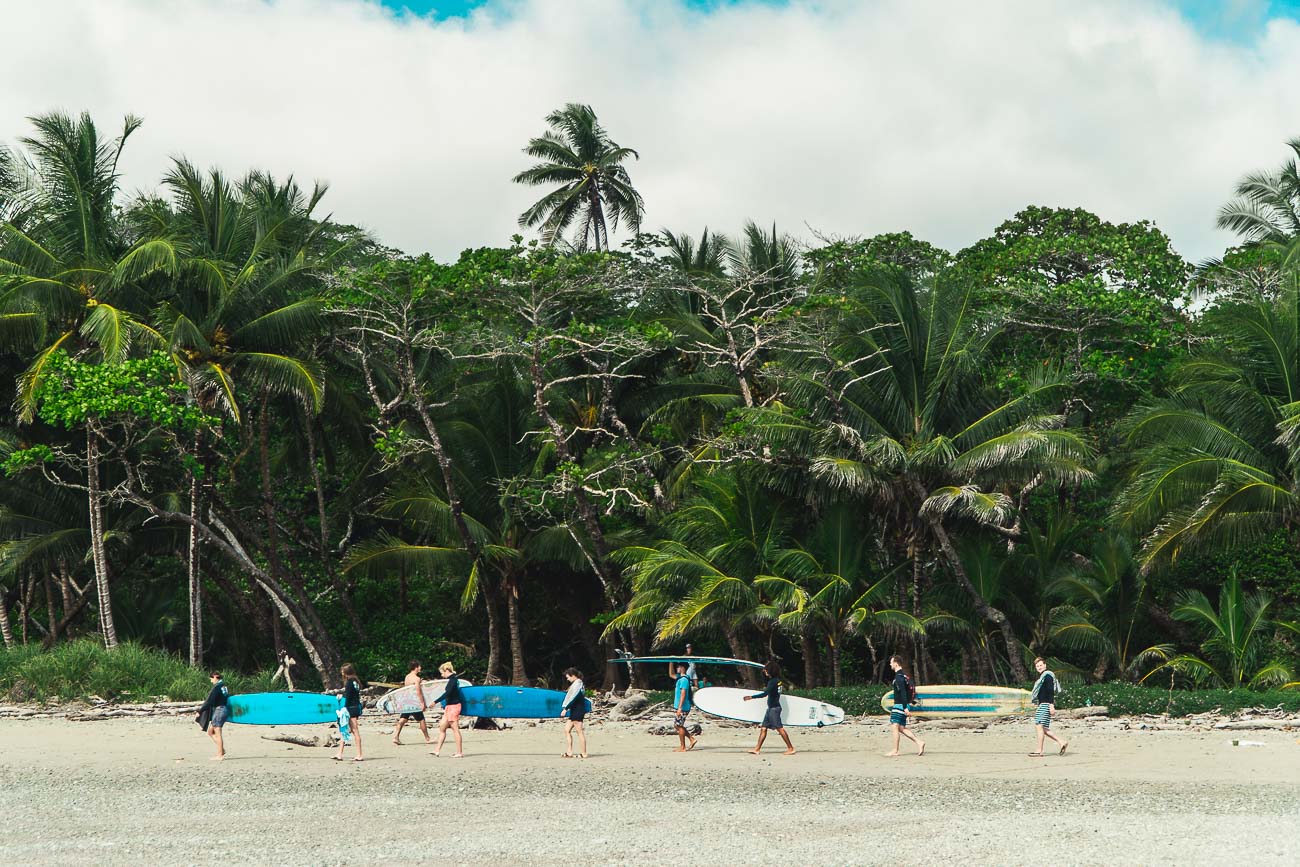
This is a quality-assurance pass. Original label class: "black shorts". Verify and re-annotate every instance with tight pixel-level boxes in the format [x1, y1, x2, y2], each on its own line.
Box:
[568, 708, 586, 723]
[400, 711, 425, 722]
[347, 706, 363, 719]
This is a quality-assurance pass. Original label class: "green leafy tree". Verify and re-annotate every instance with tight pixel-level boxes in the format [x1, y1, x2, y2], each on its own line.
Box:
[513, 104, 644, 251]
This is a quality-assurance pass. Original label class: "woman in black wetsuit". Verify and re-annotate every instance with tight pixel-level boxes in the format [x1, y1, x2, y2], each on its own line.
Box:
[561, 667, 588, 759]
[334, 662, 365, 762]
[742, 660, 795, 755]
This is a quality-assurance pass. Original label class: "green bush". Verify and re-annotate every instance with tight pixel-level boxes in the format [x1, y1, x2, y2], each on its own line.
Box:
[0, 640, 276, 702]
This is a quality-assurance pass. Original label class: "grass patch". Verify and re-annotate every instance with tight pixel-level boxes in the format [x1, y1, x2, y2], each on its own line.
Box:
[0, 640, 277, 703]
[647, 683, 1300, 718]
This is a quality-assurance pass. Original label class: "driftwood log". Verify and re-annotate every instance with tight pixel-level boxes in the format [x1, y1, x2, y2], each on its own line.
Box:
[260, 733, 320, 747]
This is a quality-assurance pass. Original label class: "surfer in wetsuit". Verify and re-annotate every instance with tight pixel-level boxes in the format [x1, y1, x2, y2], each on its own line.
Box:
[196, 670, 229, 761]
[672, 662, 698, 752]
[334, 663, 365, 762]
[393, 660, 432, 746]
[886, 656, 925, 757]
[432, 661, 465, 758]
[742, 660, 795, 755]
[561, 667, 588, 759]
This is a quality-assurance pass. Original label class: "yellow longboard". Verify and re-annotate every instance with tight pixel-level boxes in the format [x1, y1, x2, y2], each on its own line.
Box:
[881, 683, 1031, 718]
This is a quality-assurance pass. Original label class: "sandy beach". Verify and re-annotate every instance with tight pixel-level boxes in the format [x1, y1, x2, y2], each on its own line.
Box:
[1, 714, 1298, 866]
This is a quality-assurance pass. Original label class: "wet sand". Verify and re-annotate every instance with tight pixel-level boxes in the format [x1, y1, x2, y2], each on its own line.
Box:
[1, 715, 1297, 865]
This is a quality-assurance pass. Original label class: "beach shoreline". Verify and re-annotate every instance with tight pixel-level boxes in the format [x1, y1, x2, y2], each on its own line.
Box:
[1, 715, 1298, 865]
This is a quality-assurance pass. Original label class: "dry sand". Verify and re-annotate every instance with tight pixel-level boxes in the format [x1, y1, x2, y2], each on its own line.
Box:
[1, 714, 1298, 866]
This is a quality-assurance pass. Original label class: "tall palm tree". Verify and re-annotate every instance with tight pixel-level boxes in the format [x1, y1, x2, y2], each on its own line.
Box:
[783, 271, 1093, 680]
[513, 104, 644, 251]
[1216, 138, 1300, 270]
[0, 112, 179, 649]
[661, 228, 729, 278]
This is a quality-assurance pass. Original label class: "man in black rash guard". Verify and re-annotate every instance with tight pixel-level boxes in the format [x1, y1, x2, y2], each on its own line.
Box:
[886, 655, 925, 757]
[742, 660, 795, 755]
[196, 671, 230, 761]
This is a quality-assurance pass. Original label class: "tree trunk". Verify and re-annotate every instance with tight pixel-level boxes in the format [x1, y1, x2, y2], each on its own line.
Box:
[921, 511, 1028, 682]
[483, 585, 504, 684]
[187, 458, 203, 667]
[723, 623, 761, 688]
[86, 428, 118, 649]
[505, 578, 529, 686]
[801, 630, 819, 688]
[0, 586, 13, 648]
[43, 572, 59, 646]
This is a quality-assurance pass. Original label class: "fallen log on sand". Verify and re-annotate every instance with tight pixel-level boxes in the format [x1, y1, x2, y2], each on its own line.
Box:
[260, 733, 320, 747]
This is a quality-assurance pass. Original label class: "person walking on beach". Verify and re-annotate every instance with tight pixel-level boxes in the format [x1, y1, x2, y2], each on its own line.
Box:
[334, 663, 365, 762]
[561, 667, 588, 759]
[885, 656, 925, 757]
[742, 660, 795, 756]
[393, 660, 432, 746]
[1029, 657, 1068, 757]
[672, 661, 697, 752]
[432, 661, 465, 758]
[196, 670, 230, 761]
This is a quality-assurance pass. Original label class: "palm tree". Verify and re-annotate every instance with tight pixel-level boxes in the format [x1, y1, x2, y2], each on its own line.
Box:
[783, 271, 1093, 680]
[1143, 567, 1298, 688]
[757, 504, 923, 686]
[728, 221, 800, 292]
[1050, 533, 1172, 681]
[0, 112, 180, 649]
[1116, 293, 1297, 567]
[661, 228, 729, 278]
[513, 104, 644, 251]
[1217, 138, 1300, 270]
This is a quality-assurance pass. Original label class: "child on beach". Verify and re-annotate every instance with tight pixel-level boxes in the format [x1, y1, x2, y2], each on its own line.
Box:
[561, 667, 588, 758]
[431, 661, 465, 758]
[196, 670, 229, 761]
[885, 656, 925, 757]
[742, 660, 795, 755]
[392, 660, 431, 746]
[1029, 657, 1068, 757]
[672, 661, 697, 752]
[334, 663, 365, 762]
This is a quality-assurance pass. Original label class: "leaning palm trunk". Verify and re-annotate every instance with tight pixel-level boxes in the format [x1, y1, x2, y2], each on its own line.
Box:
[505, 579, 529, 685]
[0, 589, 13, 648]
[86, 428, 117, 649]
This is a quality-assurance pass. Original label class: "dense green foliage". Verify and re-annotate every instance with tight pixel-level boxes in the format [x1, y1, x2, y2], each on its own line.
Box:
[2, 107, 1300, 702]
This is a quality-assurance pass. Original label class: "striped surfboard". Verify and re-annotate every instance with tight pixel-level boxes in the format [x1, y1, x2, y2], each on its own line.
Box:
[880, 684, 1031, 718]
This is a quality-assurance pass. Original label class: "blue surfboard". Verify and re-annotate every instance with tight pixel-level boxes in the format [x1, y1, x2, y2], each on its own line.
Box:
[457, 686, 578, 719]
[227, 691, 343, 725]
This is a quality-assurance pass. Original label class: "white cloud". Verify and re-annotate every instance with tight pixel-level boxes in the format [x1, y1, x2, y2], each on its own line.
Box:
[4, 0, 1300, 263]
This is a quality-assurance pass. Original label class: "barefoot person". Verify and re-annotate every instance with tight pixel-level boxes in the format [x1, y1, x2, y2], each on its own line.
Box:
[334, 663, 365, 762]
[431, 661, 465, 758]
[742, 660, 795, 756]
[1029, 657, 1068, 757]
[671, 661, 697, 752]
[885, 656, 925, 757]
[561, 667, 588, 759]
[196, 671, 230, 761]
[393, 660, 432, 746]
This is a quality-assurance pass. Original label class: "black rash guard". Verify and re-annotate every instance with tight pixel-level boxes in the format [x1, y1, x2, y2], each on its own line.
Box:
[750, 677, 780, 708]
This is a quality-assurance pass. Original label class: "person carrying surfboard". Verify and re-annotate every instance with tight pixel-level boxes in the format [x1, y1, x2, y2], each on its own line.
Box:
[393, 660, 433, 746]
[432, 661, 465, 758]
[561, 667, 588, 759]
[742, 660, 795, 756]
[672, 662, 698, 752]
[886, 656, 925, 757]
[1028, 657, 1068, 757]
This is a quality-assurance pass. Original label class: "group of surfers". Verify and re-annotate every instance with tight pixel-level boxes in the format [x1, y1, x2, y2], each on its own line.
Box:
[193, 651, 1068, 762]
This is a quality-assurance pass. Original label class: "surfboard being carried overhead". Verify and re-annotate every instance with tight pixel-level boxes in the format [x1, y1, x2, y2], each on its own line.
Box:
[880, 684, 1031, 717]
[692, 686, 845, 727]
[605, 655, 764, 668]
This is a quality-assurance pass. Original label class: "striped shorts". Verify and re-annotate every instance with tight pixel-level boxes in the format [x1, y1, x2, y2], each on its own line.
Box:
[889, 705, 908, 727]
[1034, 703, 1052, 728]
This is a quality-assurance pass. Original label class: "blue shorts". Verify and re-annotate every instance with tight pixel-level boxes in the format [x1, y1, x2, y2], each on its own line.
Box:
[761, 706, 783, 729]
[211, 705, 229, 728]
[1035, 703, 1052, 728]
[889, 706, 908, 727]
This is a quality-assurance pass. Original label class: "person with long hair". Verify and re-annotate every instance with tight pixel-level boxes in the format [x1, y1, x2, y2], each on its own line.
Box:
[561, 667, 588, 759]
[334, 663, 365, 762]
[742, 660, 795, 755]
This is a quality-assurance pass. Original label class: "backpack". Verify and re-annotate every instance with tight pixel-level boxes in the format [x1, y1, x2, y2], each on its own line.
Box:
[903, 674, 918, 706]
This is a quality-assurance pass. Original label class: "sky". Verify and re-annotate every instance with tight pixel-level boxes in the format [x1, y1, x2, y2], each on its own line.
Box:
[5, 0, 1300, 263]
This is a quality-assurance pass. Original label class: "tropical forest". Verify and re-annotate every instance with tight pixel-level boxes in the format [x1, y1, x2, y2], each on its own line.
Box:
[3, 105, 1300, 704]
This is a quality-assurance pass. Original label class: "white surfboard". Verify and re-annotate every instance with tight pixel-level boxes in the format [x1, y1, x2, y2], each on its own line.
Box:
[375, 678, 472, 715]
[692, 686, 845, 727]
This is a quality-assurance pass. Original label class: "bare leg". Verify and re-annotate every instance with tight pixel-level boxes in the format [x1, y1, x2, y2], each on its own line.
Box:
[393, 718, 405, 745]
[419, 719, 432, 744]
[674, 726, 687, 751]
[352, 719, 364, 761]
[749, 728, 769, 754]
[450, 721, 463, 756]
[898, 726, 925, 755]
[563, 720, 574, 756]
[777, 727, 796, 755]
[574, 721, 587, 757]
[207, 725, 225, 760]
[433, 720, 448, 756]
[887, 723, 902, 756]
[1032, 724, 1047, 755]
[1041, 725, 1066, 753]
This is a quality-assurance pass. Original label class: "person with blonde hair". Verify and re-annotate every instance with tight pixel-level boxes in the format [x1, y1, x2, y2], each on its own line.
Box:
[431, 661, 465, 758]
